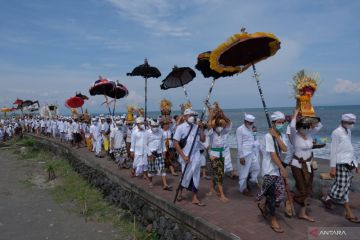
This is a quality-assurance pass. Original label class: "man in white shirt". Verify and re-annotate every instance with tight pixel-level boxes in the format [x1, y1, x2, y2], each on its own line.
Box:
[236, 113, 257, 196]
[173, 109, 206, 206]
[72, 118, 82, 148]
[130, 117, 148, 178]
[146, 119, 172, 190]
[110, 120, 127, 168]
[256, 111, 288, 233]
[323, 113, 360, 223]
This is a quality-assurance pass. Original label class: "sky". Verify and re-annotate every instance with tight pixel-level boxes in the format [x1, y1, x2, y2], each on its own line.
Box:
[0, 0, 359, 114]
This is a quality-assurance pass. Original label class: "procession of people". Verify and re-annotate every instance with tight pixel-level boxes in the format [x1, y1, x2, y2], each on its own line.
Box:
[1, 32, 359, 233]
[1, 99, 359, 233]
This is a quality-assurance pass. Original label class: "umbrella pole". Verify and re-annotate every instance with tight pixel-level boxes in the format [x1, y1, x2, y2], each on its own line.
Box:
[251, 64, 272, 128]
[182, 85, 191, 105]
[104, 96, 112, 116]
[112, 98, 116, 117]
[179, 79, 191, 104]
[145, 77, 148, 123]
[173, 77, 216, 204]
[252, 64, 295, 214]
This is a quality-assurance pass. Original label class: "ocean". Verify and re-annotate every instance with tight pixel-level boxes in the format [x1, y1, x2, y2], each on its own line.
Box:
[144, 105, 360, 160]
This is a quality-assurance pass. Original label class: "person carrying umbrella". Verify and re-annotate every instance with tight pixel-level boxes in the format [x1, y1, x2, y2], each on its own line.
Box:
[256, 111, 288, 233]
[173, 108, 206, 206]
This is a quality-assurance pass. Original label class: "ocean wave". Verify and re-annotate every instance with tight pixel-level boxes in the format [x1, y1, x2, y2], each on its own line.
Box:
[226, 133, 360, 161]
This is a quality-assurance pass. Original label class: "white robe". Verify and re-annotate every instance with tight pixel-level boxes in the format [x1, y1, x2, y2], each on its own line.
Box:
[173, 122, 202, 190]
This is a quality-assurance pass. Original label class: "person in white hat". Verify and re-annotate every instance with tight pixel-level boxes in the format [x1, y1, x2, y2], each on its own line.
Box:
[173, 108, 206, 206]
[322, 113, 360, 223]
[110, 120, 127, 168]
[130, 117, 148, 179]
[256, 111, 288, 233]
[236, 113, 258, 196]
[146, 119, 172, 190]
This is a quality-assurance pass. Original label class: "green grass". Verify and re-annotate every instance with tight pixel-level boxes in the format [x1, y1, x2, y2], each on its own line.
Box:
[12, 136, 152, 240]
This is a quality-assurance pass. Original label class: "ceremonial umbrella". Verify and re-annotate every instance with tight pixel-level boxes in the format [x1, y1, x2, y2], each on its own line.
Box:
[209, 29, 280, 128]
[208, 29, 295, 213]
[106, 81, 129, 116]
[89, 76, 116, 115]
[195, 51, 240, 79]
[1, 107, 16, 117]
[75, 92, 89, 100]
[173, 52, 239, 203]
[13, 98, 23, 105]
[160, 66, 196, 104]
[127, 58, 161, 121]
[65, 96, 84, 109]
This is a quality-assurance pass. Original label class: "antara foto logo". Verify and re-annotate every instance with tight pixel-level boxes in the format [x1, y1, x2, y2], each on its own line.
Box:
[309, 227, 318, 237]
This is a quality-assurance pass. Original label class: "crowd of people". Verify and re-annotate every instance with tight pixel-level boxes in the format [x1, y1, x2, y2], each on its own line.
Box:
[0, 103, 358, 233]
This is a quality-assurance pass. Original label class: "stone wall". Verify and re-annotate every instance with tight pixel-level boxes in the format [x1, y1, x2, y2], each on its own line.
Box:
[31, 135, 240, 240]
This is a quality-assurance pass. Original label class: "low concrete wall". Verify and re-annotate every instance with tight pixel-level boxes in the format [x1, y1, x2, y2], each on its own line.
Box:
[30, 135, 240, 240]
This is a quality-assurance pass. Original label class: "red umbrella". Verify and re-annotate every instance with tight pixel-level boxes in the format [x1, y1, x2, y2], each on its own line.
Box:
[13, 98, 23, 105]
[65, 96, 84, 108]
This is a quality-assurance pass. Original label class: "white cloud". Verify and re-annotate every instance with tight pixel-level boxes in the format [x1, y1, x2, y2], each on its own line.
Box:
[106, 0, 191, 37]
[333, 79, 360, 93]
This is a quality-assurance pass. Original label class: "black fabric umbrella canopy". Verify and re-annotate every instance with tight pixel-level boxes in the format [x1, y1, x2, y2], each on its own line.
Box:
[195, 51, 239, 79]
[160, 66, 196, 90]
[106, 82, 129, 99]
[127, 58, 161, 78]
[127, 58, 161, 122]
[89, 77, 115, 96]
[75, 92, 89, 100]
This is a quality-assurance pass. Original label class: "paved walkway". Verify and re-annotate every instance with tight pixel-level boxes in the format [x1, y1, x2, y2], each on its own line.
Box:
[29, 135, 360, 240]
[0, 149, 129, 240]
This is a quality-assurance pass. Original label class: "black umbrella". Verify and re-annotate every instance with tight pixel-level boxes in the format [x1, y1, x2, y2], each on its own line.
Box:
[195, 51, 239, 79]
[160, 66, 195, 104]
[75, 92, 89, 100]
[127, 58, 161, 121]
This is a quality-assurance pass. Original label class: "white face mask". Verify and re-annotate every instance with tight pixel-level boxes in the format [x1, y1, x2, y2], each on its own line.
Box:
[151, 126, 159, 132]
[215, 126, 223, 133]
[187, 116, 195, 124]
[138, 124, 145, 130]
[345, 123, 354, 129]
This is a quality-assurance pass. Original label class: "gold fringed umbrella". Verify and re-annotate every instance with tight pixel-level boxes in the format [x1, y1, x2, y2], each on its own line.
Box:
[209, 29, 295, 215]
[209, 28, 281, 128]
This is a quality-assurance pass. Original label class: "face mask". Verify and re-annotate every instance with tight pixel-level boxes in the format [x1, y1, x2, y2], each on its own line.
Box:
[116, 125, 122, 129]
[345, 123, 354, 129]
[139, 124, 145, 130]
[151, 127, 159, 132]
[187, 116, 195, 124]
[275, 123, 286, 133]
[215, 126, 223, 133]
